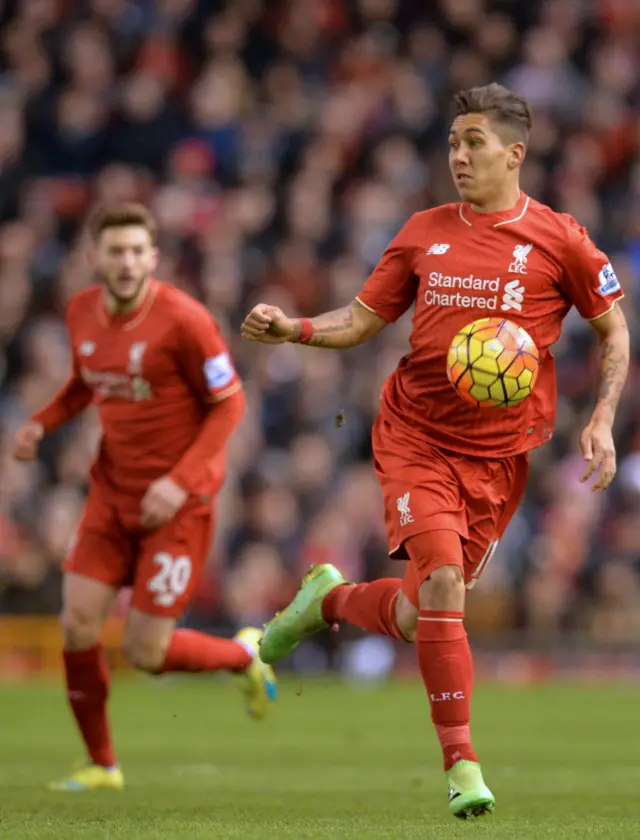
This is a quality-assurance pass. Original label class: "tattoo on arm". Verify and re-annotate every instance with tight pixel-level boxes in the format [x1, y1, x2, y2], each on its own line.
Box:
[307, 305, 355, 348]
[294, 300, 386, 349]
[595, 324, 629, 418]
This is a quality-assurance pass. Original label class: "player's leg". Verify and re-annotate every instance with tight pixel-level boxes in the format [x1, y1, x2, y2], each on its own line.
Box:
[462, 453, 529, 590]
[259, 438, 465, 662]
[50, 511, 131, 791]
[323, 576, 410, 638]
[123, 610, 276, 721]
[368, 423, 493, 817]
[403, 530, 493, 819]
[122, 608, 250, 673]
[60, 573, 117, 764]
[407, 453, 529, 818]
[259, 560, 416, 664]
[127, 505, 276, 719]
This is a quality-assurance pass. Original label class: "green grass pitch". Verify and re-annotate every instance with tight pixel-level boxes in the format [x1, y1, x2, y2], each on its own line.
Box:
[1, 676, 639, 838]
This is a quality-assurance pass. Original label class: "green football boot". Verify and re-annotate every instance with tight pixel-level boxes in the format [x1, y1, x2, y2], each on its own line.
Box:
[447, 760, 495, 819]
[259, 564, 350, 665]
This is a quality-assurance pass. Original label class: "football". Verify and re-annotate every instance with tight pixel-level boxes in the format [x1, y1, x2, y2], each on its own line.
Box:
[446, 317, 539, 408]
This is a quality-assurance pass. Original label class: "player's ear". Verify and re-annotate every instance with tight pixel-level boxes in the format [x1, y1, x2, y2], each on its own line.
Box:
[149, 247, 159, 272]
[507, 142, 525, 170]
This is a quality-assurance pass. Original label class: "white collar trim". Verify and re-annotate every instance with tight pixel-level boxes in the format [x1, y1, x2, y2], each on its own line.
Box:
[459, 195, 530, 229]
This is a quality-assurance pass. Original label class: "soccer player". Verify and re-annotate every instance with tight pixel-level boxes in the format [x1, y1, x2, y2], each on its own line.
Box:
[13, 203, 277, 792]
[240, 84, 630, 819]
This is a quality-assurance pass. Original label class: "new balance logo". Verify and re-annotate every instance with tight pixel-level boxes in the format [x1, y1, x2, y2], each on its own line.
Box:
[426, 243, 450, 255]
[508, 242, 533, 274]
[396, 492, 414, 526]
[501, 279, 525, 312]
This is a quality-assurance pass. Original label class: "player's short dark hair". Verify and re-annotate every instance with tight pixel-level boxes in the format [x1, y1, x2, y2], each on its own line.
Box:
[453, 83, 532, 145]
[89, 202, 158, 244]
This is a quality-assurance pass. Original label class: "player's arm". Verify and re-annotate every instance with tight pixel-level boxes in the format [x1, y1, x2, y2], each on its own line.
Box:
[241, 218, 419, 349]
[578, 303, 630, 491]
[31, 371, 93, 431]
[588, 304, 629, 428]
[559, 217, 629, 491]
[140, 306, 244, 529]
[168, 388, 245, 495]
[140, 389, 244, 529]
[168, 307, 245, 494]
[13, 316, 93, 461]
[241, 299, 386, 349]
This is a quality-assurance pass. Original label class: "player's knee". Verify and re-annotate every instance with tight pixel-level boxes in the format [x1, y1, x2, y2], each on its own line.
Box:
[122, 637, 168, 674]
[394, 592, 418, 642]
[419, 564, 465, 611]
[60, 606, 103, 651]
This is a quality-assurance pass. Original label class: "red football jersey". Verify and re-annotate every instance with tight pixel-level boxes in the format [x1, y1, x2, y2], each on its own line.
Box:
[52, 280, 241, 499]
[357, 193, 624, 457]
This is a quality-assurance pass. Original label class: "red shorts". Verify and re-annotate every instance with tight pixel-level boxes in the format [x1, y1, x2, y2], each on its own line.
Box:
[64, 486, 214, 618]
[372, 416, 529, 602]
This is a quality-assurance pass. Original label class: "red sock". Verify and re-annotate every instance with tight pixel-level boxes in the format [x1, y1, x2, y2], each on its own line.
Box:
[322, 579, 405, 640]
[64, 645, 115, 768]
[160, 630, 252, 674]
[416, 609, 478, 771]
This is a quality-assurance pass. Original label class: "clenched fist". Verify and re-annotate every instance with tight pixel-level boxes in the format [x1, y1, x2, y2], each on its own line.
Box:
[13, 421, 44, 461]
[241, 304, 298, 344]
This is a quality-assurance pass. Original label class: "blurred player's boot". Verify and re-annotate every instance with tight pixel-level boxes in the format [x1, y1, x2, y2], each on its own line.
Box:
[47, 762, 124, 792]
[447, 760, 494, 819]
[260, 564, 349, 664]
[233, 627, 277, 719]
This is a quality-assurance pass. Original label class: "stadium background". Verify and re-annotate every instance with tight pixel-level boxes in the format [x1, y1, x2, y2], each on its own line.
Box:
[0, 0, 639, 680]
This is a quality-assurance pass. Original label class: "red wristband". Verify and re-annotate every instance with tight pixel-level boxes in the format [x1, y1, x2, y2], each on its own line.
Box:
[297, 318, 314, 344]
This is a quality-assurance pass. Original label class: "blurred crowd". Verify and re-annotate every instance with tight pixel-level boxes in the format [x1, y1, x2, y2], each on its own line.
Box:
[0, 0, 640, 659]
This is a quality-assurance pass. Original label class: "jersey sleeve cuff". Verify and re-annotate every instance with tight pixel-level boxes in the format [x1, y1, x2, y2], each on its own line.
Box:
[31, 405, 66, 434]
[354, 296, 392, 323]
[168, 469, 196, 495]
[206, 381, 243, 403]
[588, 295, 624, 322]
[355, 296, 377, 314]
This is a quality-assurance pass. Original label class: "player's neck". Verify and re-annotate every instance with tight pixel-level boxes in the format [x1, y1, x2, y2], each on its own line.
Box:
[468, 184, 522, 215]
[104, 279, 151, 316]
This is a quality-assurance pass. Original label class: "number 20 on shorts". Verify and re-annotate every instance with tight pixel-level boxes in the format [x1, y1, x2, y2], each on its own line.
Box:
[147, 552, 193, 607]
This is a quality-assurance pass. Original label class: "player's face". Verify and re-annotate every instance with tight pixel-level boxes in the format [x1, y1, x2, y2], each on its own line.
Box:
[448, 114, 523, 207]
[93, 226, 158, 305]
